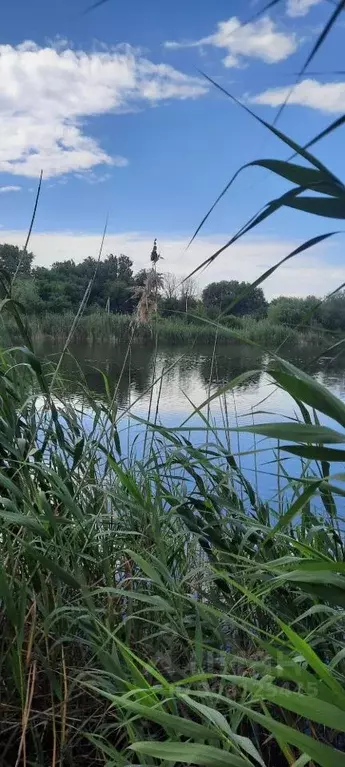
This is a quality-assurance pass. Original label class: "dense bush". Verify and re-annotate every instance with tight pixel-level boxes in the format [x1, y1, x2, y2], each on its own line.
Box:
[268, 295, 321, 327]
[319, 291, 345, 331]
[202, 279, 268, 318]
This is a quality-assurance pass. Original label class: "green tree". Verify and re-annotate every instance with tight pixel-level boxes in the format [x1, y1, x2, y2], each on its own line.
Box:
[319, 292, 345, 331]
[0, 243, 34, 280]
[12, 278, 43, 314]
[268, 296, 320, 327]
[202, 280, 267, 318]
[117, 255, 133, 283]
[106, 281, 134, 313]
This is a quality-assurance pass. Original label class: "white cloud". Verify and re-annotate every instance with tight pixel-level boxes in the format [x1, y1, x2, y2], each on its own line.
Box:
[0, 185, 21, 193]
[0, 42, 206, 179]
[0, 229, 338, 299]
[164, 16, 298, 67]
[251, 78, 345, 113]
[286, 0, 322, 17]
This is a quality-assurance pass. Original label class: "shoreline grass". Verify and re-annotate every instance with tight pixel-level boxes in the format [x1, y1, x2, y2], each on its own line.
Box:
[1, 334, 345, 766]
[0, 309, 328, 348]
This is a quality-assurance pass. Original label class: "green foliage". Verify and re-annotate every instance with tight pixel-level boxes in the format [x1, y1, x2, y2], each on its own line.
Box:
[0, 243, 34, 280]
[0, 242, 343, 344]
[0, 316, 345, 765]
[28, 252, 136, 314]
[319, 291, 345, 331]
[202, 280, 267, 318]
[12, 277, 44, 314]
[268, 295, 320, 327]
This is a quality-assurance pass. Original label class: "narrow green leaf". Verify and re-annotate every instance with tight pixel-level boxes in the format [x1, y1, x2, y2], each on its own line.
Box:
[219, 232, 337, 319]
[281, 621, 345, 707]
[89, 692, 217, 740]
[250, 159, 342, 196]
[125, 548, 164, 588]
[181, 694, 265, 767]
[130, 741, 248, 767]
[270, 356, 345, 430]
[27, 548, 80, 589]
[300, 0, 345, 75]
[286, 195, 345, 218]
[222, 676, 345, 731]
[233, 702, 345, 767]
[277, 569, 345, 589]
[281, 444, 345, 461]
[236, 422, 345, 444]
[200, 72, 340, 180]
[90, 587, 174, 612]
[264, 483, 320, 543]
[0, 509, 50, 539]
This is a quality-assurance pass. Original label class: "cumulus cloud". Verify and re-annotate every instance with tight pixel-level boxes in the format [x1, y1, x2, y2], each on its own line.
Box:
[0, 230, 337, 299]
[164, 15, 298, 68]
[286, 0, 322, 17]
[250, 78, 345, 113]
[0, 186, 21, 193]
[0, 42, 207, 179]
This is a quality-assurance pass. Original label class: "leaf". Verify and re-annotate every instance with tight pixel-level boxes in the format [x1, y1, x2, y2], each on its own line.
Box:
[277, 569, 345, 589]
[180, 369, 261, 427]
[125, 548, 164, 587]
[270, 358, 345, 428]
[129, 741, 249, 766]
[249, 159, 342, 196]
[0, 508, 50, 539]
[286, 195, 345, 218]
[218, 232, 337, 319]
[0, 471, 26, 499]
[181, 694, 265, 767]
[281, 444, 345, 461]
[222, 675, 345, 732]
[280, 621, 345, 707]
[235, 422, 345, 444]
[0, 563, 18, 627]
[188, 110, 345, 248]
[20, 170, 43, 267]
[264, 483, 320, 543]
[232, 701, 345, 767]
[186, 185, 305, 279]
[26, 548, 81, 589]
[90, 586, 174, 612]
[300, 0, 345, 76]
[72, 438, 84, 469]
[84, 0, 109, 13]
[88, 692, 217, 740]
[256, 645, 338, 706]
[199, 72, 340, 180]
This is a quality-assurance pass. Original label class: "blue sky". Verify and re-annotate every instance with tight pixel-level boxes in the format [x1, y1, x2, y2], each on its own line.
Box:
[0, 0, 345, 297]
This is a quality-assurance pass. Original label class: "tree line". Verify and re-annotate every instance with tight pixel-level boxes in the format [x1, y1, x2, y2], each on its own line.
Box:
[1, 243, 345, 332]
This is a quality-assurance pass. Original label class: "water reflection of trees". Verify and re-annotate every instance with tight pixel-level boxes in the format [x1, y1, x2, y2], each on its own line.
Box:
[37, 339, 345, 414]
[199, 343, 264, 394]
[38, 340, 156, 408]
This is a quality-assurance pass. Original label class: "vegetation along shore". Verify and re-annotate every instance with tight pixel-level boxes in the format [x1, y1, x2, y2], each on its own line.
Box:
[0, 242, 342, 347]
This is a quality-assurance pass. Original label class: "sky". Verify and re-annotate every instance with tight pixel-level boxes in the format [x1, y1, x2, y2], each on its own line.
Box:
[0, 0, 345, 298]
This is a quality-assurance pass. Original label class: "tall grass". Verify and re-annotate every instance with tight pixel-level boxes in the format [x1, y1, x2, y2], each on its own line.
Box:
[1, 324, 345, 766]
[0, 309, 326, 347]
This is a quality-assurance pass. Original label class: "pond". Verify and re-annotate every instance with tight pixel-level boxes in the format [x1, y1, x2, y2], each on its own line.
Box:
[36, 338, 345, 505]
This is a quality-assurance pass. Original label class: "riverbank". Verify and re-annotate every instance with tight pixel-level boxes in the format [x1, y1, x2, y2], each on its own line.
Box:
[1, 335, 345, 766]
[1, 309, 328, 348]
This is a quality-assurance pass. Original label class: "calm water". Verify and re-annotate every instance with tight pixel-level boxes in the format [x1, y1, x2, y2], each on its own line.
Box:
[37, 339, 345, 504]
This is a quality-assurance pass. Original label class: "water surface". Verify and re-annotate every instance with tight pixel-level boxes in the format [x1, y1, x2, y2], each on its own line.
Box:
[36, 339, 345, 504]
